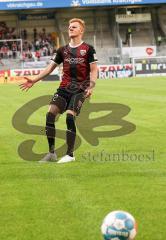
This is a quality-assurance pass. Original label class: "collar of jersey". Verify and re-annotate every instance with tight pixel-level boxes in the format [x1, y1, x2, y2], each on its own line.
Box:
[69, 41, 84, 48]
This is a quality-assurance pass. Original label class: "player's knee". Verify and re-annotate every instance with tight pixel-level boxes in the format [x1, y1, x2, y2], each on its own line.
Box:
[66, 114, 76, 133]
[66, 109, 76, 116]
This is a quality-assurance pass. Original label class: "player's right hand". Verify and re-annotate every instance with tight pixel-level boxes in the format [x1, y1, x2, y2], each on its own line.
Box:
[19, 77, 35, 91]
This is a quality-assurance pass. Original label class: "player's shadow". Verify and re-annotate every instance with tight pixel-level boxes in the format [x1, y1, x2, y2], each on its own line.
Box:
[12, 95, 136, 161]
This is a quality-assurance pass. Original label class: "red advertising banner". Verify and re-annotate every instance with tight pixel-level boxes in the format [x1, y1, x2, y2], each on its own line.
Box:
[0, 68, 60, 83]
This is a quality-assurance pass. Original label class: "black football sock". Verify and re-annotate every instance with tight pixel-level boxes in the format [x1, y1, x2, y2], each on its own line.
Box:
[66, 114, 76, 157]
[45, 112, 56, 153]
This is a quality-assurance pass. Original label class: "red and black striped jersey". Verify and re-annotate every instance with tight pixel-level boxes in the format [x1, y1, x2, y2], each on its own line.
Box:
[50, 41, 98, 89]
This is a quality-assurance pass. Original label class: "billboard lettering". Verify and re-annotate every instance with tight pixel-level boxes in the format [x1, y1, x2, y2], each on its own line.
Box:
[0, 0, 165, 10]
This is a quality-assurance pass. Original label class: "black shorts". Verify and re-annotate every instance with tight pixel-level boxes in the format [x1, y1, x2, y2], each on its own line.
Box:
[50, 88, 86, 115]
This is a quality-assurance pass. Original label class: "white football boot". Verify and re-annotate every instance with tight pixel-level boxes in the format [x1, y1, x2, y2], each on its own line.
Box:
[57, 155, 75, 164]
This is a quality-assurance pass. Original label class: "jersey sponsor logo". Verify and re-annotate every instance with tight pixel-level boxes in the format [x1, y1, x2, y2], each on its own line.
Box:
[80, 49, 87, 56]
[65, 57, 85, 64]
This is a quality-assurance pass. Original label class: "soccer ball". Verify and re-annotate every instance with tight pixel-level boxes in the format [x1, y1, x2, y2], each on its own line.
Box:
[101, 210, 137, 240]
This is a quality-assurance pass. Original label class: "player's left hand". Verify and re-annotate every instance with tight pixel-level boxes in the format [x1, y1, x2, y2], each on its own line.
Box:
[85, 88, 93, 98]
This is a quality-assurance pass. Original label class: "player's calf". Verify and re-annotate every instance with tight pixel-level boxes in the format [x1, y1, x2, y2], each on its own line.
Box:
[66, 113, 76, 157]
[45, 112, 56, 153]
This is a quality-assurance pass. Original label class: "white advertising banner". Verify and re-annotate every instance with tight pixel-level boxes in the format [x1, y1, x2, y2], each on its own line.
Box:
[23, 61, 48, 68]
[116, 13, 151, 23]
[10, 65, 133, 80]
[122, 46, 156, 58]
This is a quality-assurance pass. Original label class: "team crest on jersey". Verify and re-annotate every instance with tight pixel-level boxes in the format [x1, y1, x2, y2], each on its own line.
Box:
[80, 50, 86, 56]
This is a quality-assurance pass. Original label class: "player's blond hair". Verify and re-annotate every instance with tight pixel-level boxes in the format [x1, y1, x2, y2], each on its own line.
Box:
[69, 18, 85, 32]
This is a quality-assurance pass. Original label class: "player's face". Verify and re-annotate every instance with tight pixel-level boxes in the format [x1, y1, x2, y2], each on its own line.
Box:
[68, 22, 83, 38]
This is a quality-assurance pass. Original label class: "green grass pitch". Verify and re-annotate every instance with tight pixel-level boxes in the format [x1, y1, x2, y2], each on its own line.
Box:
[0, 77, 165, 240]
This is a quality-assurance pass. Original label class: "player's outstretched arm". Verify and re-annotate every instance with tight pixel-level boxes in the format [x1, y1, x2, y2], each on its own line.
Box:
[85, 62, 98, 98]
[19, 61, 57, 91]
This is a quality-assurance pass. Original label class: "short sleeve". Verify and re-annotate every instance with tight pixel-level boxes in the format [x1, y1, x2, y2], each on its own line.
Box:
[88, 46, 98, 64]
[50, 48, 63, 65]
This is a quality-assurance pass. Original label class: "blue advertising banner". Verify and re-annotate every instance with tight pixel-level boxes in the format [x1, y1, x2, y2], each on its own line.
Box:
[0, 0, 165, 10]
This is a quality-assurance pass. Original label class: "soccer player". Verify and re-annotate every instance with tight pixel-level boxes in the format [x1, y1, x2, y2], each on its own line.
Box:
[4, 71, 8, 84]
[19, 18, 98, 163]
